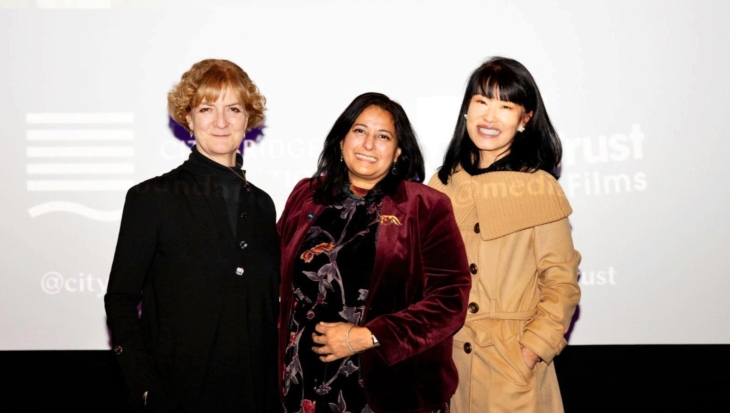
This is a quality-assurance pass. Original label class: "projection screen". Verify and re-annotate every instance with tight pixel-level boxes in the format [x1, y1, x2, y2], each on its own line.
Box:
[1, 0, 728, 349]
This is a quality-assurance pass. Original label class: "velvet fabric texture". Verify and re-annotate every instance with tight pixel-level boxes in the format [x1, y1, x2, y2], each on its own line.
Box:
[105, 152, 281, 412]
[278, 178, 471, 413]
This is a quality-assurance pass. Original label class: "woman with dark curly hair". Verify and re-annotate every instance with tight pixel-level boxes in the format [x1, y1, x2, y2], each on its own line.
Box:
[105, 59, 280, 412]
[278, 92, 471, 413]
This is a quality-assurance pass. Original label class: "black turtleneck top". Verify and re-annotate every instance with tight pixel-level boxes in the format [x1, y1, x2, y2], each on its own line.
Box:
[188, 145, 247, 235]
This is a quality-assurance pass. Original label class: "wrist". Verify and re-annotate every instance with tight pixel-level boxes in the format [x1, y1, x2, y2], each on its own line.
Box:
[348, 326, 376, 352]
[345, 325, 356, 354]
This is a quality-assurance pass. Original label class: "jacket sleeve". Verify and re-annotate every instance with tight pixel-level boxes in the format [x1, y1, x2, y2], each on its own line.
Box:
[104, 185, 159, 401]
[520, 217, 582, 364]
[276, 178, 310, 238]
[364, 194, 471, 365]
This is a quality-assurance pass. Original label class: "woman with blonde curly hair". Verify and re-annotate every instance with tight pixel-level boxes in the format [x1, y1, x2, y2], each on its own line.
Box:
[105, 59, 281, 412]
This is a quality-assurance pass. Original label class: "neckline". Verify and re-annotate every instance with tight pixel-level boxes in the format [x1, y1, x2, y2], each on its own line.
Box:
[186, 145, 246, 182]
[349, 184, 370, 198]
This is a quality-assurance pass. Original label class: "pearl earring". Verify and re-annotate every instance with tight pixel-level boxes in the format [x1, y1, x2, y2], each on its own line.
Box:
[463, 114, 468, 119]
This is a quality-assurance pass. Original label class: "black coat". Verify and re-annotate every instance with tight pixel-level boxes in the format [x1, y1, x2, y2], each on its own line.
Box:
[105, 157, 281, 412]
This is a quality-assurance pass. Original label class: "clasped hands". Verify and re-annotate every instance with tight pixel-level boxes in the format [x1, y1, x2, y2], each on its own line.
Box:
[311, 321, 374, 363]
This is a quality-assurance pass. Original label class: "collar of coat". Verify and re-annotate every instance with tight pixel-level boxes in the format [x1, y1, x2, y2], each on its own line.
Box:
[439, 168, 573, 241]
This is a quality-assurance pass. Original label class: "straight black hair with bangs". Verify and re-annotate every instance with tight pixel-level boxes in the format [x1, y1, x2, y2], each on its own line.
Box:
[436, 56, 562, 184]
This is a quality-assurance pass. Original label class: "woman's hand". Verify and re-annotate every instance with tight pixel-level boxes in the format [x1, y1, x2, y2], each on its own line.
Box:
[311, 322, 373, 362]
[521, 345, 542, 370]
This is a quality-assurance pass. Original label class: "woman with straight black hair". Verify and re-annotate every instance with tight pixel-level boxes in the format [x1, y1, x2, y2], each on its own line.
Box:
[437, 57, 562, 181]
[279, 92, 471, 413]
[429, 57, 582, 413]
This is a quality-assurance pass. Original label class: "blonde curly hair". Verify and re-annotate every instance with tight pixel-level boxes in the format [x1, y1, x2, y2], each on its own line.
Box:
[168, 59, 266, 131]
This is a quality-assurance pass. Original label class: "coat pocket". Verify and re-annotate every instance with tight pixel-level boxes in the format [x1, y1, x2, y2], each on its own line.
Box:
[496, 332, 535, 387]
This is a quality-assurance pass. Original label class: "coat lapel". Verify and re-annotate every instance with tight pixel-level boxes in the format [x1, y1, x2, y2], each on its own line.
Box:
[295, 196, 325, 247]
[369, 185, 407, 306]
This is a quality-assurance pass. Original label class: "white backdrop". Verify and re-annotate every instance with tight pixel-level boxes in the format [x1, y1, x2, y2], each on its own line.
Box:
[1, 0, 728, 349]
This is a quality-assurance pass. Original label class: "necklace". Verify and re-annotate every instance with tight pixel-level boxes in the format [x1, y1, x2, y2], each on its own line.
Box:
[227, 163, 251, 191]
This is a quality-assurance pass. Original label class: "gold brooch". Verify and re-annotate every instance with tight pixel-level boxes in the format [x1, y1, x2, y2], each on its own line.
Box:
[380, 215, 402, 226]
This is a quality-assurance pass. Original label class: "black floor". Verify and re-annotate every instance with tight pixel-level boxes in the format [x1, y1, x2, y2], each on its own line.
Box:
[3, 345, 726, 412]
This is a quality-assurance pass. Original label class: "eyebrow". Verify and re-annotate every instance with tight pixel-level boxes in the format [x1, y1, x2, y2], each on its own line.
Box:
[353, 123, 394, 135]
[200, 102, 243, 107]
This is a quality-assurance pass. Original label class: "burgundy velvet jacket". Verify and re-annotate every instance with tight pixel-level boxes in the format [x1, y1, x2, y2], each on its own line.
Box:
[277, 178, 471, 412]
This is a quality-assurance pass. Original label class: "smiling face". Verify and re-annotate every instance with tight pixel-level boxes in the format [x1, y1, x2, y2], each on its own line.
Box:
[465, 93, 533, 168]
[185, 86, 248, 166]
[339, 105, 402, 190]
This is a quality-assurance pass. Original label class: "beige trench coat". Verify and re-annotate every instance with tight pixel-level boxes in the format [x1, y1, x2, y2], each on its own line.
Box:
[429, 169, 581, 413]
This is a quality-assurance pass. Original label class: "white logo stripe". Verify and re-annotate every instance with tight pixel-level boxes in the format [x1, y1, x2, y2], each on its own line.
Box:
[27, 129, 134, 141]
[27, 163, 135, 174]
[36, 0, 111, 10]
[26, 113, 133, 124]
[27, 147, 134, 158]
[0, 1, 28, 9]
[27, 180, 133, 191]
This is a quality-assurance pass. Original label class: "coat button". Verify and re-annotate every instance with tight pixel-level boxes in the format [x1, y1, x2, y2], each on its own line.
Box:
[463, 342, 472, 354]
[240, 212, 247, 219]
[468, 302, 479, 313]
[113, 346, 123, 355]
[469, 263, 478, 274]
[239, 241, 248, 250]
[236, 267, 244, 275]
[474, 222, 480, 233]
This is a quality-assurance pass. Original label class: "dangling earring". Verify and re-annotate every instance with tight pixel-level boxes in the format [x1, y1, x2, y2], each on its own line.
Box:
[189, 130, 193, 138]
[391, 162, 398, 175]
[517, 125, 525, 133]
[340, 152, 343, 162]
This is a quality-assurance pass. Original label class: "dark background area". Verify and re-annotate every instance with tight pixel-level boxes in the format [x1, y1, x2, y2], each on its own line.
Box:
[3, 344, 726, 412]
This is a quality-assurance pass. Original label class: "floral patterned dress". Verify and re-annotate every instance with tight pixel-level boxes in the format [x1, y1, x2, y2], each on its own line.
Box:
[282, 185, 451, 413]
[283, 185, 380, 413]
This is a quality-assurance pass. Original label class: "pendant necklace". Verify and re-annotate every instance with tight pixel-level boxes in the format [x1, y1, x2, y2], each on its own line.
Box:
[227, 163, 251, 191]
